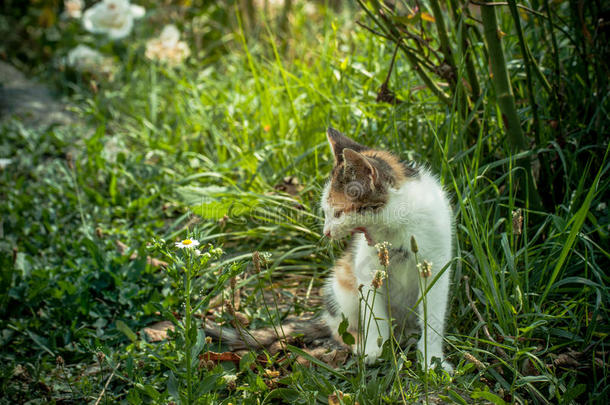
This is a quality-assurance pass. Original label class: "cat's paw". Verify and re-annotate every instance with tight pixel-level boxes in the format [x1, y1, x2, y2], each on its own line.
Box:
[440, 360, 454, 375]
[363, 345, 384, 364]
[422, 356, 454, 374]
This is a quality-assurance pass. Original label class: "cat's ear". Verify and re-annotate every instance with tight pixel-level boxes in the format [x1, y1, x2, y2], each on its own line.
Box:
[326, 127, 366, 163]
[343, 148, 377, 185]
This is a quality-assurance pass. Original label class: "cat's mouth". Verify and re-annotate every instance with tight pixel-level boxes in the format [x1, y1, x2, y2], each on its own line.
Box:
[351, 227, 374, 246]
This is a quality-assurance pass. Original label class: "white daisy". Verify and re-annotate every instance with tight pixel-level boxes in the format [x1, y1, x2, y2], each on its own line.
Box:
[175, 238, 200, 249]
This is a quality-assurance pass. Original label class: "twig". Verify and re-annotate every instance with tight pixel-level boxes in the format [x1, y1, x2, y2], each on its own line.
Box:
[463, 276, 509, 360]
[94, 362, 120, 405]
[355, 0, 451, 105]
[377, 43, 403, 105]
[355, 21, 391, 41]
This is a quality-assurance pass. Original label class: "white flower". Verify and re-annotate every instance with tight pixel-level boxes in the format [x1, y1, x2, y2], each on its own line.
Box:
[145, 24, 190, 66]
[417, 260, 433, 278]
[64, 0, 84, 18]
[101, 135, 125, 163]
[596, 202, 607, 211]
[0, 158, 12, 169]
[222, 374, 237, 384]
[66, 45, 115, 77]
[83, 0, 145, 40]
[175, 238, 200, 249]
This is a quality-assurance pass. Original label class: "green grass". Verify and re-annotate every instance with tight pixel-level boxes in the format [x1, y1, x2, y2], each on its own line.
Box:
[0, 1, 608, 404]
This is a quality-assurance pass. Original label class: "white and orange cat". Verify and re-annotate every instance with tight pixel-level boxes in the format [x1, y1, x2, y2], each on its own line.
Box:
[320, 127, 453, 371]
[205, 127, 454, 372]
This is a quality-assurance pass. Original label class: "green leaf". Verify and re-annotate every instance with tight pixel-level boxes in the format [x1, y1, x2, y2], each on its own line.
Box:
[264, 388, 301, 402]
[140, 384, 160, 400]
[239, 351, 257, 372]
[191, 328, 206, 363]
[116, 320, 137, 342]
[109, 171, 117, 204]
[338, 314, 355, 345]
[471, 390, 507, 405]
[342, 331, 355, 346]
[176, 186, 257, 220]
[445, 389, 469, 405]
[167, 370, 179, 400]
[338, 315, 349, 335]
[562, 383, 586, 403]
[196, 374, 221, 396]
[27, 330, 55, 356]
[539, 145, 607, 303]
[286, 345, 347, 380]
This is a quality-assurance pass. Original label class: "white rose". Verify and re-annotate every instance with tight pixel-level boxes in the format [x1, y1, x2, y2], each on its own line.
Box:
[66, 45, 115, 77]
[82, 0, 145, 40]
[145, 24, 190, 66]
[64, 0, 84, 19]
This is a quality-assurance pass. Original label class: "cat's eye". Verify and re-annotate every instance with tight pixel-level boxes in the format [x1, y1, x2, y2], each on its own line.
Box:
[334, 210, 343, 218]
[359, 204, 383, 213]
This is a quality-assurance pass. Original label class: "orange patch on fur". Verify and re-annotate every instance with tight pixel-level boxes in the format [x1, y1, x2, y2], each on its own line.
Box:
[334, 253, 356, 292]
[328, 189, 361, 213]
[361, 150, 409, 186]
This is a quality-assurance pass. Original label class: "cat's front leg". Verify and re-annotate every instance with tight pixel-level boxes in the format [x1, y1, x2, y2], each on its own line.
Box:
[358, 284, 390, 364]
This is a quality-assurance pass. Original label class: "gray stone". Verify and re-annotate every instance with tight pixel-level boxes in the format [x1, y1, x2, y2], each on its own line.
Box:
[0, 61, 74, 128]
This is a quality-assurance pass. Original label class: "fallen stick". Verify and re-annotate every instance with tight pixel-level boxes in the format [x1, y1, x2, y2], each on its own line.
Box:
[463, 276, 509, 360]
[94, 362, 120, 405]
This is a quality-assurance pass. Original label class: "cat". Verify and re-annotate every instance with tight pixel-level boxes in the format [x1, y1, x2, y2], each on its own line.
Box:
[321, 127, 453, 371]
[205, 127, 454, 372]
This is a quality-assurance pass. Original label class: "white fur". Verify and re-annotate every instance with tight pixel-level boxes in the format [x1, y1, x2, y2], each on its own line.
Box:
[322, 168, 454, 372]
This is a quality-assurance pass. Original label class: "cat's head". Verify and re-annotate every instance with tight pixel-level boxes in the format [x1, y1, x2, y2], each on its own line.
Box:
[321, 127, 414, 244]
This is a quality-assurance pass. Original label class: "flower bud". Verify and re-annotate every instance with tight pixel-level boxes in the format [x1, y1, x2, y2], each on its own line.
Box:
[410, 236, 419, 254]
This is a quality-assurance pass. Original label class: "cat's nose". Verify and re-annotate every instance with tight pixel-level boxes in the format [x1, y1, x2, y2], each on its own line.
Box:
[324, 230, 331, 238]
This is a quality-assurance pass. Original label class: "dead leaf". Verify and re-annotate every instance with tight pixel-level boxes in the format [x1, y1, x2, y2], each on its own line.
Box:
[273, 176, 303, 196]
[421, 12, 435, 22]
[551, 351, 581, 368]
[377, 83, 403, 105]
[264, 369, 280, 378]
[116, 240, 129, 255]
[142, 321, 174, 342]
[147, 257, 168, 268]
[13, 364, 28, 378]
[328, 392, 342, 405]
[319, 349, 350, 367]
[329, 391, 359, 405]
[116, 240, 168, 268]
[269, 340, 288, 355]
[296, 347, 350, 368]
[200, 351, 242, 365]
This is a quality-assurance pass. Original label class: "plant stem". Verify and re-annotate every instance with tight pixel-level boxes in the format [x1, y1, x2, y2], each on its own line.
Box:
[414, 252, 428, 405]
[185, 255, 193, 404]
[384, 272, 407, 404]
[428, 0, 456, 81]
[506, 0, 540, 145]
[480, 1, 527, 151]
[449, 0, 481, 101]
[481, 1, 544, 209]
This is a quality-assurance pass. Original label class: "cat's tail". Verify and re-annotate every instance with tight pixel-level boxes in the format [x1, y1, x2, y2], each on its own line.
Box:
[203, 316, 331, 351]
